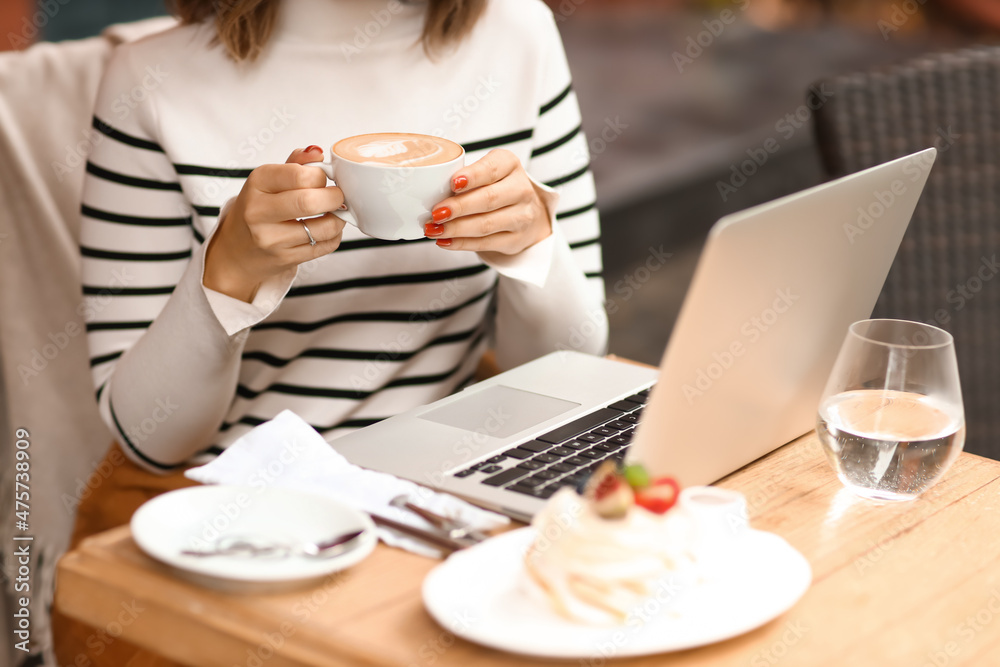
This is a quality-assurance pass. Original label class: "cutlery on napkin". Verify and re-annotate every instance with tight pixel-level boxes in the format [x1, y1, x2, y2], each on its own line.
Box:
[185, 410, 508, 557]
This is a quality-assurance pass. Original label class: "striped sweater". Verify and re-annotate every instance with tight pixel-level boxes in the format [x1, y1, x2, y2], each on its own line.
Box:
[81, 0, 607, 472]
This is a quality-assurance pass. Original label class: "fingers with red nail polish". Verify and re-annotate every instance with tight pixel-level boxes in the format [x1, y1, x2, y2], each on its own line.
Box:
[426, 149, 550, 254]
[304, 145, 323, 154]
[425, 222, 444, 237]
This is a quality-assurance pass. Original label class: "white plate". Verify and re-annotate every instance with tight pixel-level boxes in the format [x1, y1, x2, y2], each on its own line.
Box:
[131, 485, 376, 592]
[422, 527, 811, 658]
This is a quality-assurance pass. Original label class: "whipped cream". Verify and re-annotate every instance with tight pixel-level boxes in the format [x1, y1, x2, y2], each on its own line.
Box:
[524, 488, 698, 625]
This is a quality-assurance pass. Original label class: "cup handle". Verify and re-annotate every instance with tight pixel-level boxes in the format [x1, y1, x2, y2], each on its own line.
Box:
[303, 159, 359, 229]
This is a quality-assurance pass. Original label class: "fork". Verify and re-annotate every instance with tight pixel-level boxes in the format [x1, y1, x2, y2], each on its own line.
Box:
[389, 495, 490, 545]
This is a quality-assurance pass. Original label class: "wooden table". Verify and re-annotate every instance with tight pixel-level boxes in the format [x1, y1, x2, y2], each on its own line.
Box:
[55, 432, 1000, 667]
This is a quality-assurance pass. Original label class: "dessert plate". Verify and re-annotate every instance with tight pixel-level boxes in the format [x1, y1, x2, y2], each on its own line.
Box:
[131, 485, 377, 592]
[422, 526, 811, 658]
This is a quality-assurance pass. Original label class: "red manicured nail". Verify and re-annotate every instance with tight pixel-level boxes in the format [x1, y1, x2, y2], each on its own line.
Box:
[424, 222, 444, 237]
[340, 204, 348, 210]
[304, 145, 323, 154]
[452, 175, 468, 191]
[432, 207, 451, 222]
[436, 238, 453, 247]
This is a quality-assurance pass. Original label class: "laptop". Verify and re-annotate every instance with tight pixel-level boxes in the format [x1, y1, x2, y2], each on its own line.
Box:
[332, 148, 937, 522]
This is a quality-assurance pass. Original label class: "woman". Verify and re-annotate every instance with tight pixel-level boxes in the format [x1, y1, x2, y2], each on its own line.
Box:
[56, 0, 605, 660]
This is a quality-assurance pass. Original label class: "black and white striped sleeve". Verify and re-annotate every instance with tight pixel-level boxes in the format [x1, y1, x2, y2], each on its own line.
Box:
[526, 16, 604, 306]
[489, 10, 608, 369]
[80, 46, 245, 471]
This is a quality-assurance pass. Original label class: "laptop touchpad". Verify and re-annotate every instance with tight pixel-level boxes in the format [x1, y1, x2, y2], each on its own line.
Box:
[419, 385, 580, 439]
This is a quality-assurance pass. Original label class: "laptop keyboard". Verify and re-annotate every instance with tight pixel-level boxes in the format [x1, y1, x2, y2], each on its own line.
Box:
[451, 388, 651, 500]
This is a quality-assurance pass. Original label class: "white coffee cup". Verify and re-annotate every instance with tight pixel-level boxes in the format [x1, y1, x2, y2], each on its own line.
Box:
[678, 486, 749, 552]
[305, 133, 465, 241]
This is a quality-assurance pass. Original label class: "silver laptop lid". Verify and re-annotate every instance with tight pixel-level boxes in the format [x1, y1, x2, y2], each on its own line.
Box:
[629, 148, 937, 486]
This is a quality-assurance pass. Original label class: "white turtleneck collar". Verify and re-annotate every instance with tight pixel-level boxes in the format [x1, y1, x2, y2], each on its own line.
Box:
[272, 0, 427, 46]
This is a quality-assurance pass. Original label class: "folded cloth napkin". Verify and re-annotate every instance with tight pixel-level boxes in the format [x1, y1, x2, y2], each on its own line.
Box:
[186, 410, 509, 557]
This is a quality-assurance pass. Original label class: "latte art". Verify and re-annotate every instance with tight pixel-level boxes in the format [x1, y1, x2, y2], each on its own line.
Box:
[333, 133, 463, 167]
[313, 131, 465, 240]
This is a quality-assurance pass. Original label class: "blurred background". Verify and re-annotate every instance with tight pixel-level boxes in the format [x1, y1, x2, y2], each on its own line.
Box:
[2, 0, 995, 363]
[539, 0, 995, 364]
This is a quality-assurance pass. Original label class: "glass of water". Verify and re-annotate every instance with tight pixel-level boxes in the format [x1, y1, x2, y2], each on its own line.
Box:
[816, 319, 965, 501]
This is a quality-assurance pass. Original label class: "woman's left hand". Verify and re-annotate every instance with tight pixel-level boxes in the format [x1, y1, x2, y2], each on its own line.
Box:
[425, 149, 551, 256]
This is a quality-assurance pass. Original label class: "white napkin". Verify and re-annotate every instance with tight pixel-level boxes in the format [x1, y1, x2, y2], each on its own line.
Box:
[185, 410, 509, 557]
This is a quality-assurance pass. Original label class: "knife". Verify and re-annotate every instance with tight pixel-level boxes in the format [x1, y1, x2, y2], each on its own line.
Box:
[389, 495, 490, 546]
[368, 513, 469, 553]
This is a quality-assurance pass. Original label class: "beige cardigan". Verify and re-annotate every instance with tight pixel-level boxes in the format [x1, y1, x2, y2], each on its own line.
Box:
[0, 18, 174, 664]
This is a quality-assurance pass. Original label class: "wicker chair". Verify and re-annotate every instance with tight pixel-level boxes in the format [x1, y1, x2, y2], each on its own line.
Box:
[813, 45, 1000, 460]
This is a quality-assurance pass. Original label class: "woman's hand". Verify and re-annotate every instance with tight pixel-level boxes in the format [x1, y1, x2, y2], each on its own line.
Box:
[203, 146, 347, 303]
[424, 149, 551, 257]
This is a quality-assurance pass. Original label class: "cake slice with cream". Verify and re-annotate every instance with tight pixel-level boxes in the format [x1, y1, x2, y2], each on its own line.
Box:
[523, 462, 699, 625]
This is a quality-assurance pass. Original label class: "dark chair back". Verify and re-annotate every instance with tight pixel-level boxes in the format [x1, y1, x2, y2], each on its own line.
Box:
[813, 45, 1000, 459]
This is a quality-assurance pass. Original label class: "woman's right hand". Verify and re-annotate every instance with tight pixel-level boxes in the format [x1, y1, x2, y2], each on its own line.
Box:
[203, 146, 347, 302]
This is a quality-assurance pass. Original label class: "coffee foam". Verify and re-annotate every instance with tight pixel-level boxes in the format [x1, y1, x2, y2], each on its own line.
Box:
[333, 133, 463, 167]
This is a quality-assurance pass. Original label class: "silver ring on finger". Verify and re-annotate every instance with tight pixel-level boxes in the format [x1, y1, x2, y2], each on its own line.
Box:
[302, 222, 317, 247]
